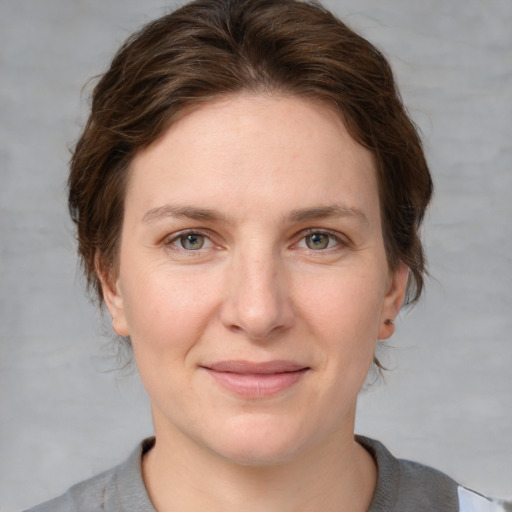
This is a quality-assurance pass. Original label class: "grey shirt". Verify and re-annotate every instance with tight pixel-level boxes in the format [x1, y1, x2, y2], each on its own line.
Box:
[26, 436, 506, 511]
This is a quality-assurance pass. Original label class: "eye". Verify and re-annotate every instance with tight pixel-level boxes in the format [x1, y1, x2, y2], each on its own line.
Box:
[164, 230, 215, 252]
[297, 230, 345, 251]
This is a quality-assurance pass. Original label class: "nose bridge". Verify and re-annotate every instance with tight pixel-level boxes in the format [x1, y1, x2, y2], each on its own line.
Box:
[221, 241, 293, 339]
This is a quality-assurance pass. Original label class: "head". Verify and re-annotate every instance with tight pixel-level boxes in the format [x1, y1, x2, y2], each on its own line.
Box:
[68, 0, 434, 466]
[69, 0, 432, 314]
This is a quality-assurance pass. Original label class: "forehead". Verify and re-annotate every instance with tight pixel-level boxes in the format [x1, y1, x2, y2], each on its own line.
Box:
[127, 93, 380, 225]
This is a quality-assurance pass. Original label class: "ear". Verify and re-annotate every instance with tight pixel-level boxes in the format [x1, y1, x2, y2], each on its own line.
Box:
[378, 263, 409, 340]
[95, 253, 130, 337]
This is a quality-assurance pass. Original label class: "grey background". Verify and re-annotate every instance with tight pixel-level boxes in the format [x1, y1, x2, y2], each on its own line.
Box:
[1, 0, 511, 510]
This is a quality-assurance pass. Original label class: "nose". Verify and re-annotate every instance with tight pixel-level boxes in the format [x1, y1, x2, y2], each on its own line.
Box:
[219, 249, 295, 341]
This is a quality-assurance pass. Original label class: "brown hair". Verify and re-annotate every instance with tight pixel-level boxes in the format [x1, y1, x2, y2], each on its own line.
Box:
[69, 0, 433, 309]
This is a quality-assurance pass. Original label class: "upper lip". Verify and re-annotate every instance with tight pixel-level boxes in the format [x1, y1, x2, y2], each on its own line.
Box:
[203, 360, 309, 374]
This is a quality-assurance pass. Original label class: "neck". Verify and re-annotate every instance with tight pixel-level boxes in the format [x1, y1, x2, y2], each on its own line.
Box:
[142, 416, 377, 512]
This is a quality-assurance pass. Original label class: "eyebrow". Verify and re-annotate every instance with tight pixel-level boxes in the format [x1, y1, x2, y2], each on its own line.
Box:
[288, 204, 370, 226]
[142, 204, 230, 224]
[141, 203, 369, 226]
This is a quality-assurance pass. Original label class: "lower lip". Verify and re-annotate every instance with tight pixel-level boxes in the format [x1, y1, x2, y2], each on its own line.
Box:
[204, 369, 308, 398]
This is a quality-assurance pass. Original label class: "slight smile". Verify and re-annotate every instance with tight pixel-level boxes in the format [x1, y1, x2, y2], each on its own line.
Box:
[201, 360, 310, 398]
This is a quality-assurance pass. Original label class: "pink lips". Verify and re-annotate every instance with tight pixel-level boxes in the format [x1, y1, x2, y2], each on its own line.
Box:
[202, 360, 309, 398]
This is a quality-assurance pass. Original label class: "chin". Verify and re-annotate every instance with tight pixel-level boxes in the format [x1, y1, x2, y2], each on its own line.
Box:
[215, 440, 302, 467]
[205, 414, 312, 467]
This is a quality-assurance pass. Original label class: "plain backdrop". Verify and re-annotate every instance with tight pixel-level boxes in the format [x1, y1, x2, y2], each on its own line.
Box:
[1, 1, 511, 510]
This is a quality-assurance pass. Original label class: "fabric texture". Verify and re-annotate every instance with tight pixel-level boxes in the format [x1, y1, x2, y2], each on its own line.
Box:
[25, 436, 505, 512]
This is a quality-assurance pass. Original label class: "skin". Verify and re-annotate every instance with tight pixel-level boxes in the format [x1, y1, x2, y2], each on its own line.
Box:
[101, 93, 408, 512]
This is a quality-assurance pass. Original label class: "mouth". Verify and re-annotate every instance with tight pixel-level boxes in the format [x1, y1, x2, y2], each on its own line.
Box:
[200, 360, 310, 398]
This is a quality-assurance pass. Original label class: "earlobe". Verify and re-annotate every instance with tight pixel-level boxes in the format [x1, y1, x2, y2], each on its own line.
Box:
[378, 263, 409, 340]
[103, 281, 130, 338]
[95, 255, 130, 337]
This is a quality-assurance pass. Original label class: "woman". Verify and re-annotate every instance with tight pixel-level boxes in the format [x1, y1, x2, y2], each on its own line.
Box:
[26, 0, 507, 510]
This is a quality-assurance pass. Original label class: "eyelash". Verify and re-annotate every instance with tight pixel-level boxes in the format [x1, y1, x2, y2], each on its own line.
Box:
[163, 228, 349, 254]
[296, 229, 349, 252]
[163, 229, 216, 254]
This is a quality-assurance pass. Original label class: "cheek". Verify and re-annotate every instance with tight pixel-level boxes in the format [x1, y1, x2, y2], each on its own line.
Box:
[292, 262, 388, 400]
[122, 268, 223, 407]
[294, 264, 386, 344]
[120, 265, 221, 354]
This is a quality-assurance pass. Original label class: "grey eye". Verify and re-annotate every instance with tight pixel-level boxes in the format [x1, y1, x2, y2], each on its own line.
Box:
[180, 234, 205, 250]
[305, 233, 330, 250]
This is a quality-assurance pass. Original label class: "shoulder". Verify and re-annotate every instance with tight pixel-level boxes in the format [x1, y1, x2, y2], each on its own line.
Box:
[397, 458, 507, 512]
[456, 487, 511, 512]
[23, 467, 115, 512]
[357, 435, 508, 512]
[24, 438, 156, 512]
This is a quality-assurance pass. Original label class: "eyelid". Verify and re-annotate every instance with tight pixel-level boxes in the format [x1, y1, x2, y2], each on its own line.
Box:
[163, 228, 218, 251]
[293, 228, 351, 250]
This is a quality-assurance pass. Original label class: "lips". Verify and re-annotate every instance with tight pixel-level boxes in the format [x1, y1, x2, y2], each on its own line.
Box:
[201, 360, 310, 398]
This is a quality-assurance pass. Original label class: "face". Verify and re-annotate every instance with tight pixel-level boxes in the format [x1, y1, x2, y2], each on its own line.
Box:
[102, 94, 407, 466]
